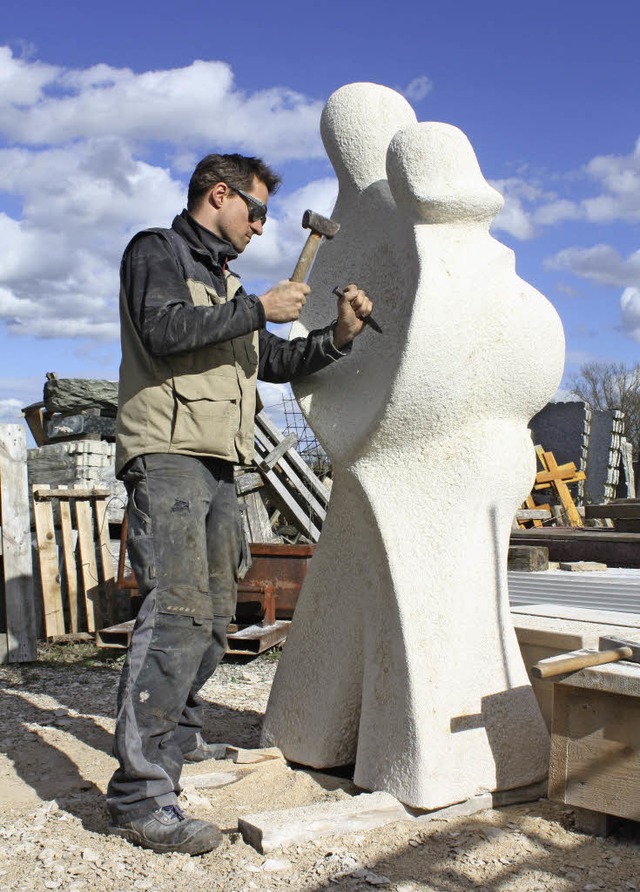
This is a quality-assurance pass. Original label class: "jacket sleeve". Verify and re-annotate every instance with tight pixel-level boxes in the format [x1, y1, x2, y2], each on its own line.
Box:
[122, 232, 266, 357]
[258, 326, 352, 384]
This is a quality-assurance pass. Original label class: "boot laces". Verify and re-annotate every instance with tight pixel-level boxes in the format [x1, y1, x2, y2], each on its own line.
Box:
[161, 805, 186, 822]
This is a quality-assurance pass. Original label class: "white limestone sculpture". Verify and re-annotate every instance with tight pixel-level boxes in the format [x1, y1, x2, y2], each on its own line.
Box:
[262, 83, 566, 811]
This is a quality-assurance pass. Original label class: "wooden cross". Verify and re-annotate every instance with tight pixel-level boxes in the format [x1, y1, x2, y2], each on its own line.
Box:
[532, 445, 585, 527]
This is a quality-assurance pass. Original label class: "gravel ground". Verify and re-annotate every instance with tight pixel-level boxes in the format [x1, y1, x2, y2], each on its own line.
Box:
[1, 646, 640, 892]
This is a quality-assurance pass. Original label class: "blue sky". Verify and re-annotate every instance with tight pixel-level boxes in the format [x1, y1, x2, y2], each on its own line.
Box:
[1, 0, 639, 428]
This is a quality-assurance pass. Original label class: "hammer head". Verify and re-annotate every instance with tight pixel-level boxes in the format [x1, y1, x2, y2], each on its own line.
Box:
[302, 209, 340, 239]
[599, 635, 640, 663]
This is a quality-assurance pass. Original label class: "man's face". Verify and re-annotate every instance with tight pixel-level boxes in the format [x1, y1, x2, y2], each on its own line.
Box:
[216, 177, 269, 254]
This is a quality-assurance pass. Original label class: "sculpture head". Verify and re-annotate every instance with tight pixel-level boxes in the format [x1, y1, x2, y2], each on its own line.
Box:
[321, 83, 417, 193]
[387, 122, 504, 225]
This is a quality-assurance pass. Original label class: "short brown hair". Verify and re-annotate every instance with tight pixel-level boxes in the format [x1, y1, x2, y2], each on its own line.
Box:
[187, 153, 281, 211]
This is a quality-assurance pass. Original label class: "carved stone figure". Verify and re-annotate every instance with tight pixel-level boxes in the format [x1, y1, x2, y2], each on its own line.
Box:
[262, 83, 565, 810]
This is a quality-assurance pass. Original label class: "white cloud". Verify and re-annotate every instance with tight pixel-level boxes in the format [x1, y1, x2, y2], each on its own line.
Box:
[0, 49, 323, 161]
[402, 77, 433, 102]
[0, 46, 330, 343]
[0, 45, 59, 105]
[0, 398, 26, 425]
[583, 140, 640, 222]
[620, 287, 640, 341]
[490, 137, 640, 240]
[545, 245, 640, 288]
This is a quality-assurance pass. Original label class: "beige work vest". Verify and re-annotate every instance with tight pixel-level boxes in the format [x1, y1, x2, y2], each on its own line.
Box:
[115, 273, 259, 475]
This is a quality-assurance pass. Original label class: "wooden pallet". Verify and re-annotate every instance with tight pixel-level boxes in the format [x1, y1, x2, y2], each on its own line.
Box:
[33, 484, 117, 638]
[253, 412, 329, 543]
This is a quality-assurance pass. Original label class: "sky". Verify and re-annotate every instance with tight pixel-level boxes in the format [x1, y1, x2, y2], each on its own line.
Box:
[1, 0, 639, 433]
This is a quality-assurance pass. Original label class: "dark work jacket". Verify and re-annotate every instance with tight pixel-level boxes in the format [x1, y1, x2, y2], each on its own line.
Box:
[115, 210, 347, 474]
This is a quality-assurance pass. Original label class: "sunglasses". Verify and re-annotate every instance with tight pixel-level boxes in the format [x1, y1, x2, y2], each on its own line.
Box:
[226, 183, 268, 224]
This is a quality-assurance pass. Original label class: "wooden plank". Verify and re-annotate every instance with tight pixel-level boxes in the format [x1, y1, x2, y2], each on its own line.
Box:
[75, 490, 102, 632]
[507, 546, 549, 571]
[515, 509, 552, 521]
[255, 428, 327, 523]
[240, 490, 278, 544]
[21, 402, 47, 447]
[32, 483, 66, 639]
[235, 471, 265, 496]
[257, 431, 298, 473]
[0, 426, 37, 661]
[548, 681, 640, 821]
[253, 433, 323, 541]
[34, 486, 111, 501]
[94, 494, 118, 625]
[255, 413, 330, 506]
[58, 488, 80, 634]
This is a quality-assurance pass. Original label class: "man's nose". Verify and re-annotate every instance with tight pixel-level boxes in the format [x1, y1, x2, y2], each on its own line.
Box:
[251, 219, 264, 235]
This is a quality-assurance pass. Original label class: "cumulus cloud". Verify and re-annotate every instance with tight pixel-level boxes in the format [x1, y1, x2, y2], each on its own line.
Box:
[583, 139, 640, 222]
[491, 138, 640, 240]
[547, 247, 640, 341]
[545, 245, 640, 288]
[491, 177, 581, 239]
[0, 49, 324, 161]
[0, 45, 326, 343]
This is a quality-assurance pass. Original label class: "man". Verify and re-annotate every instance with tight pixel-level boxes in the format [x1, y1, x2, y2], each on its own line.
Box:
[106, 153, 372, 855]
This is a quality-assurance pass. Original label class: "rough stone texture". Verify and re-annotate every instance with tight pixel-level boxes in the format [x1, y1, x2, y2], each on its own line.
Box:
[263, 83, 565, 810]
[529, 401, 587, 468]
[587, 408, 626, 504]
[43, 378, 118, 415]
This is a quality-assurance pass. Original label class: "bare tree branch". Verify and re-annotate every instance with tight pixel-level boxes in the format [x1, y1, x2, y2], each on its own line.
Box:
[569, 361, 640, 457]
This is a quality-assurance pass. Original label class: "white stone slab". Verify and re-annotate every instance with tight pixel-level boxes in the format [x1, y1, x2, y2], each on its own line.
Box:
[239, 791, 411, 853]
[239, 782, 547, 853]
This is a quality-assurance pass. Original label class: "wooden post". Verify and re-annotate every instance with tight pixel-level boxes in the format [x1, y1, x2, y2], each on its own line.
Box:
[0, 425, 37, 662]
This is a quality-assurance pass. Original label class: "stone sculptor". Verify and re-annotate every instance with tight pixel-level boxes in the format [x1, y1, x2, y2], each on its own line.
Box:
[263, 83, 566, 810]
[106, 152, 374, 855]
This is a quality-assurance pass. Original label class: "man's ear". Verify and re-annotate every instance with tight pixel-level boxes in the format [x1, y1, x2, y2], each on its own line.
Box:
[209, 182, 229, 210]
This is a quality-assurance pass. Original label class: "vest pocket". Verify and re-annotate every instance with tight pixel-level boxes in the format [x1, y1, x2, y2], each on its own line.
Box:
[171, 375, 241, 455]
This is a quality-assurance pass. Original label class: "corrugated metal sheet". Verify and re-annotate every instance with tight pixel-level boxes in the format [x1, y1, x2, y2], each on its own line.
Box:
[508, 570, 640, 615]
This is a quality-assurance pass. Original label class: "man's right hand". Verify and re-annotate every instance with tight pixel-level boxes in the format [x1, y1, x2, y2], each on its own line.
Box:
[259, 280, 310, 323]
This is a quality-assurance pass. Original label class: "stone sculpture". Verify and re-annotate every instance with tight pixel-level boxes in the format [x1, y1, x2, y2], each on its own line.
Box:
[262, 83, 565, 810]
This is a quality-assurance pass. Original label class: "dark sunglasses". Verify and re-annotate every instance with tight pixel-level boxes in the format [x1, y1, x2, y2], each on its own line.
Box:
[226, 183, 268, 224]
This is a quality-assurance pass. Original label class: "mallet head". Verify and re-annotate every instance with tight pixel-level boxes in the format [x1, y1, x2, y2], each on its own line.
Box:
[302, 209, 340, 239]
[599, 635, 640, 663]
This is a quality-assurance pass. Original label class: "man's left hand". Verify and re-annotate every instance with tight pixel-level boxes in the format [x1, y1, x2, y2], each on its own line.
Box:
[333, 284, 374, 349]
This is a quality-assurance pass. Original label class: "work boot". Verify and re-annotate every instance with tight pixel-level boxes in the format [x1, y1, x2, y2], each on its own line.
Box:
[183, 732, 228, 763]
[108, 804, 222, 855]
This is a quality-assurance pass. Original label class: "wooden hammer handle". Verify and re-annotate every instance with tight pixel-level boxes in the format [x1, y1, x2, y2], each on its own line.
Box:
[532, 646, 633, 679]
[290, 232, 321, 283]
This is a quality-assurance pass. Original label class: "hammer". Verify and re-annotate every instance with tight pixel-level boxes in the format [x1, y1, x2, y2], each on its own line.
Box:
[290, 209, 383, 334]
[531, 635, 640, 678]
[290, 209, 340, 283]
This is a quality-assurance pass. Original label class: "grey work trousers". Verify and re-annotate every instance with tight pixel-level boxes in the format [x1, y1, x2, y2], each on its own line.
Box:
[106, 453, 243, 824]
